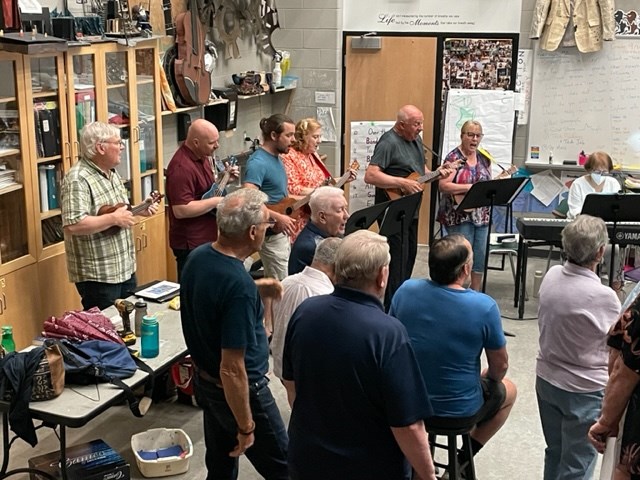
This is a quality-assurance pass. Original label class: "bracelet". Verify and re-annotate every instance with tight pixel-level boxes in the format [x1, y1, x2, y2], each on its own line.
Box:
[238, 421, 256, 436]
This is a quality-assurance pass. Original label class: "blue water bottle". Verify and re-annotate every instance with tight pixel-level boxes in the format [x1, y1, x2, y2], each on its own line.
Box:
[140, 315, 159, 358]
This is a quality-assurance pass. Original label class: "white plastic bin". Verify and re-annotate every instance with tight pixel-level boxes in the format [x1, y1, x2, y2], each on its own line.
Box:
[131, 428, 193, 478]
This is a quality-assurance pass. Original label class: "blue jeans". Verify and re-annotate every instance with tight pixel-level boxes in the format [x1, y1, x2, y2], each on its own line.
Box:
[536, 376, 603, 480]
[75, 274, 137, 311]
[445, 223, 489, 273]
[194, 375, 288, 480]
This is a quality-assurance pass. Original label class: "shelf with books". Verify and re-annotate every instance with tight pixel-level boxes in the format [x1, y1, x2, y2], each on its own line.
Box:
[41, 208, 61, 220]
[0, 183, 22, 195]
[31, 91, 58, 98]
[36, 155, 62, 164]
[0, 148, 20, 157]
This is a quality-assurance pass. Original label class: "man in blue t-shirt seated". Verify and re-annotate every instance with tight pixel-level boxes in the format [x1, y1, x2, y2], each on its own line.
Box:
[390, 234, 517, 465]
[288, 186, 349, 275]
[283, 230, 437, 480]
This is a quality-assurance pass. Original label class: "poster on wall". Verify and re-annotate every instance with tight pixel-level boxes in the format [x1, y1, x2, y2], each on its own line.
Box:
[441, 89, 516, 168]
[348, 121, 394, 213]
[515, 49, 532, 125]
[442, 38, 513, 97]
[344, 0, 521, 34]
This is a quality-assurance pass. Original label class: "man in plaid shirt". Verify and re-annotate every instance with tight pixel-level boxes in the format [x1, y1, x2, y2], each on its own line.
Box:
[61, 122, 158, 310]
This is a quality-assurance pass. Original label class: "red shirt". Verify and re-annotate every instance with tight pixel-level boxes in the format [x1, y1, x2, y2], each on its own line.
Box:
[166, 144, 218, 250]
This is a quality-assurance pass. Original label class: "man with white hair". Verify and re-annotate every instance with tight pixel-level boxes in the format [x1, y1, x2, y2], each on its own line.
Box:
[288, 186, 349, 275]
[181, 188, 288, 479]
[271, 237, 341, 381]
[61, 121, 158, 310]
[283, 230, 437, 480]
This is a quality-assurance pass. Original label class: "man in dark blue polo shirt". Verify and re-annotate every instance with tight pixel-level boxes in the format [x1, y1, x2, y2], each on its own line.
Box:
[283, 230, 437, 480]
[181, 188, 288, 480]
[288, 186, 349, 275]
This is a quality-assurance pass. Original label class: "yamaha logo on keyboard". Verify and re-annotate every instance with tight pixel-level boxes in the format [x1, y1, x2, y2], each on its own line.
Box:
[617, 231, 640, 242]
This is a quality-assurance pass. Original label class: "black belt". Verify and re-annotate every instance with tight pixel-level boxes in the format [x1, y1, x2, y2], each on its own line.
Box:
[197, 370, 269, 392]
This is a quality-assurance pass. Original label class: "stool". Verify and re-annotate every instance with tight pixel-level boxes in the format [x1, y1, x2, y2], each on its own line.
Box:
[426, 422, 477, 480]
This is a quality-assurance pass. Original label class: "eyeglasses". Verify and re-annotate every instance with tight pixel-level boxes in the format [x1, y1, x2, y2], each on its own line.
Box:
[463, 132, 484, 139]
[592, 170, 609, 175]
[102, 139, 125, 147]
[256, 219, 277, 227]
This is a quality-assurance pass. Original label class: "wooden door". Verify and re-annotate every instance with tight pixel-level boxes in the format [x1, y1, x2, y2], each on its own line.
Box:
[344, 36, 438, 243]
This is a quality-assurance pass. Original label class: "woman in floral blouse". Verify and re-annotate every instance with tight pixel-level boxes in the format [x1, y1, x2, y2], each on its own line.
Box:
[281, 118, 332, 242]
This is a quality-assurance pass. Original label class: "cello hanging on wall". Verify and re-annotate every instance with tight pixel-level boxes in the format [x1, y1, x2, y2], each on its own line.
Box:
[174, 0, 211, 106]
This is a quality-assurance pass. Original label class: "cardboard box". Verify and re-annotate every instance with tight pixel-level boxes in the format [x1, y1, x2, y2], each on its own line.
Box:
[29, 439, 130, 480]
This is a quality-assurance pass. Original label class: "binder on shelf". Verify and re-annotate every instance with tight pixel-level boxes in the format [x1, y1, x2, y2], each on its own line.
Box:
[41, 164, 59, 210]
[38, 165, 49, 212]
[116, 137, 131, 181]
[142, 176, 153, 199]
[75, 89, 96, 132]
[34, 101, 61, 157]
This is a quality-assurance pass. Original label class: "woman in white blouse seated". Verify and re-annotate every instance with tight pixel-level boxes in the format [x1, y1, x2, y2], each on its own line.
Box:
[567, 151, 621, 220]
[567, 151, 623, 288]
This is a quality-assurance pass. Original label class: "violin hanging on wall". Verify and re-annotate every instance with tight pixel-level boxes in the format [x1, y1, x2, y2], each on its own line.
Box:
[174, 0, 211, 106]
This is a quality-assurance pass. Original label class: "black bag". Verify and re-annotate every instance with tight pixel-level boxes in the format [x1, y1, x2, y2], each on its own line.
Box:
[55, 339, 155, 417]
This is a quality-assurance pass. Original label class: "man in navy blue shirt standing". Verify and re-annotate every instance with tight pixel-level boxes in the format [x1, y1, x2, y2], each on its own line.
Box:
[283, 230, 437, 480]
[181, 188, 288, 480]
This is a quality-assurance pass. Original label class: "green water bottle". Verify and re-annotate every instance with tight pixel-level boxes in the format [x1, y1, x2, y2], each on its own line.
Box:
[1, 325, 16, 353]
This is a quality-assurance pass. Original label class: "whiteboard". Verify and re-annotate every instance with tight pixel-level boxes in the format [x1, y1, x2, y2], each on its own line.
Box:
[441, 89, 516, 168]
[528, 40, 640, 169]
[348, 121, 395, 213]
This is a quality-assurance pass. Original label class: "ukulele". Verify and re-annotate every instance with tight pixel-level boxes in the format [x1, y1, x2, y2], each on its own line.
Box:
[453, 165, 517, 212]
[202, 158, 238, 200]
[384, 158, 466, 201]
[268, 160, 359, 218]
[98, 191, 164, 235]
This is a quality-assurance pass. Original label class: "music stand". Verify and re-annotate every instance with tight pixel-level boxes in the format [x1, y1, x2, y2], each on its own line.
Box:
[581, 193, 640, 284]
[379, 192, 423, 283]
[345, 200, 391, 235]
[456, 177, 529, 293]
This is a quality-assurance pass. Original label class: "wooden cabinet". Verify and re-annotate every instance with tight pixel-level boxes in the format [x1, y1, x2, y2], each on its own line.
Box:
[0, 264, 42, 350]
[99, 40, 164, 208]
[25, 52, 71, 260]
[37, 252, 81, 321]
[134, 214, 166, 285]
[0, 39, 167, 348]
[0, 52, 37, 276]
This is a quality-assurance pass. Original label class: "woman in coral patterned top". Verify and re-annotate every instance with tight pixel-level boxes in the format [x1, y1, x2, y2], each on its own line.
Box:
[281, 118, 332, 242]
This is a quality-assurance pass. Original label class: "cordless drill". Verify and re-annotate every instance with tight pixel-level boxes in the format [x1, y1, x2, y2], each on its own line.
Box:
[114, 299, 137, 346]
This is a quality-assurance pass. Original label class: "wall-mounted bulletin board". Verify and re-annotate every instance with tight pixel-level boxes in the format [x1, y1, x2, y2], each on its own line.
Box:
[527, 39, 640, 169]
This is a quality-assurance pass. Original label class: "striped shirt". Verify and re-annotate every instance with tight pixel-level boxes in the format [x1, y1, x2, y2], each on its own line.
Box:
[61, 158, 135, 283]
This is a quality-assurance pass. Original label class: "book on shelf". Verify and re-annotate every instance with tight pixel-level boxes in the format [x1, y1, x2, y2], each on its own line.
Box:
[38, 164, 59, 211]
[0, 168, 17, 189]
[38, 165, 49, 212]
